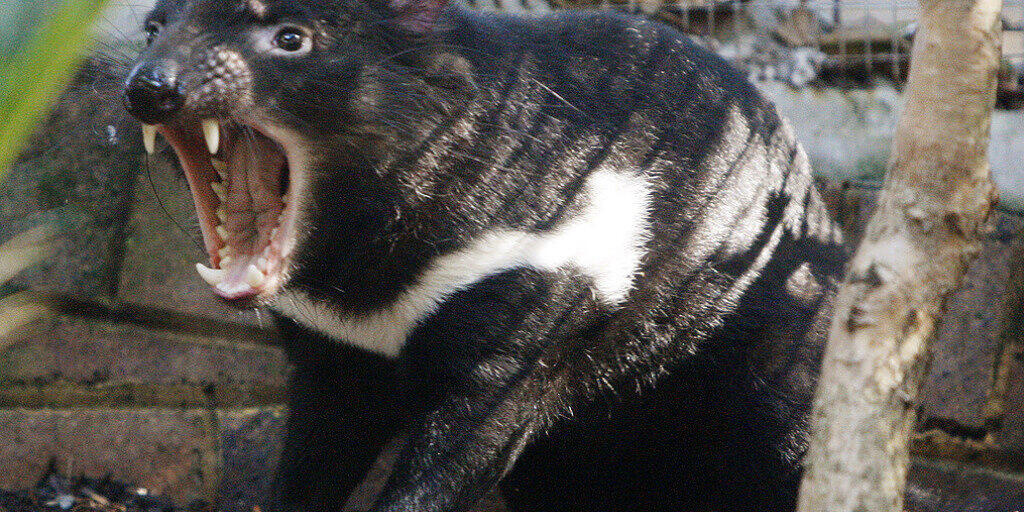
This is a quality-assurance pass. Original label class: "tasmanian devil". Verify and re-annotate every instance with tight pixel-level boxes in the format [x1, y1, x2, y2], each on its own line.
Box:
[122, 0, 847, 510]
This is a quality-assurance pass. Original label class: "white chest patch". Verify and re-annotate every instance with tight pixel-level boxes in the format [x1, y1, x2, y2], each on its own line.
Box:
[270, 169, 650, 358]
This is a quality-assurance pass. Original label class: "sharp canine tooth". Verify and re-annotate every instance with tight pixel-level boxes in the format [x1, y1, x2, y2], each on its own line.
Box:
[245, 264, 265, 287]
[142, 124, 158, 155]
[211, 158, 227, 178]
[218, 247, 232, 258]
[202, 119, 220, 154]
[216, 225, 229, 240]
[195, 263, 225, 285]
[216, 208, 227, 223]
[211, 182, 227, 201]
[257, 256, 269, 268]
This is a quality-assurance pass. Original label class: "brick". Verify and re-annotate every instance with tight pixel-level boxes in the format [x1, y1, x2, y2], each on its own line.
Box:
[996, 341, 1024, 452]
[815, 180, 878, 245]
[993, 234, 1024, 453]
[215, 408, 507, 512]
[217, 408, 284, 512]
[0, 315, 287, 407]
[911, 430, 1024, 475]
[918, 214, 1024, 433]
[0, 406, 504, 511]
[18, 404, 1020, 512]
[0, 408, 220, 502]
[906, 459, 1024, 512]
[818, 182, 1024, 436]
[2, 316, 286, 387]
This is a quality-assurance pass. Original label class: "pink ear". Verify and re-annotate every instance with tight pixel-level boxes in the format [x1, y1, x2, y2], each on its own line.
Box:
[387, 0, 447, 34]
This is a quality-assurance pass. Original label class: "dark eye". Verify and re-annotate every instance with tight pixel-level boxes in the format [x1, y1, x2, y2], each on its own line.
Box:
[145, 21, 162, 45]
[273, 28, 306, 52]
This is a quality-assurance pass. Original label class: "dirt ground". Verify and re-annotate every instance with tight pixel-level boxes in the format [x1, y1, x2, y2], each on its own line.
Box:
[1, 400, 1020, 512]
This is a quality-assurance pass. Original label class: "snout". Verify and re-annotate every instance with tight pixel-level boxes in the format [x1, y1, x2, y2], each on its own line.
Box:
[124, 60, 184, 124]
[120, 42, 298, 304]
[124, 46, 254, 126]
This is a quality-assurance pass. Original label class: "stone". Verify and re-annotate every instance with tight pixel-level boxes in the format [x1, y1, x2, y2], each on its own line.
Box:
[0, 315, 288, 408]
[918, 214, 1024, 434]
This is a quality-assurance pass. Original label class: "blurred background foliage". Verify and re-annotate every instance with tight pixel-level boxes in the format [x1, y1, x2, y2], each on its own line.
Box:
[0, 1, 63, 55]
[0, 0, 111, 178]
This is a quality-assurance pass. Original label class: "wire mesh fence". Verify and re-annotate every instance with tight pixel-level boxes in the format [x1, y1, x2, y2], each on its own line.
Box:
[460, 0, 1024, 100]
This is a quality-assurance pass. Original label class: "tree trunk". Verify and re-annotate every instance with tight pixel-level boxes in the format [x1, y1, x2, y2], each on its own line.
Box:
[795, 1, 1002, 511]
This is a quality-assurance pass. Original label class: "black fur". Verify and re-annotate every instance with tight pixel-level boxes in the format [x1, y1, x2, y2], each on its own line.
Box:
[126, 1, 847, 510]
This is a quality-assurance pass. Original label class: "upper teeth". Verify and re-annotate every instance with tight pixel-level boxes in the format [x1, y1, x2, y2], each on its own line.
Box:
[202, 119, 220, 154]
[211, 182, 227, 202]
[211, 158, 227, 179]
[142, 125, 158, 155]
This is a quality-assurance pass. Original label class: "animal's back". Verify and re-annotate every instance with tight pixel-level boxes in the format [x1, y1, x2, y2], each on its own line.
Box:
[444, 11, 848, 510]
[437, 7, 845, 376]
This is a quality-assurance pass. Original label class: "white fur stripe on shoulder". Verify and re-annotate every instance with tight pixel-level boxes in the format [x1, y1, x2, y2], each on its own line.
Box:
[270, 169, 650, 357]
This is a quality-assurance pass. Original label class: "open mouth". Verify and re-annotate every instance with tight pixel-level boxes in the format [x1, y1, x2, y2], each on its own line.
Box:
[143, 118, 301, 302]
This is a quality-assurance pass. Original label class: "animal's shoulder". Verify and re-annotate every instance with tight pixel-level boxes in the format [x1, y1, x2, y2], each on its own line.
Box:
[457, 8, 778, 131]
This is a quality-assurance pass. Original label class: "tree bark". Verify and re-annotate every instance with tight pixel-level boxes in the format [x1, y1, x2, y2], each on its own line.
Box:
[795, 2, 1002, 511]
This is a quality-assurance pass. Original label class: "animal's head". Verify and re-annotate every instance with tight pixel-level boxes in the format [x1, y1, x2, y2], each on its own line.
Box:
[123, 0, 465, 303]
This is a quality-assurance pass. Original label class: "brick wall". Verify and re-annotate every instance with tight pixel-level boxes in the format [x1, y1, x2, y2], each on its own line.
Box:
[0, 64, 1022, 510]
[0, 66, 289, 506]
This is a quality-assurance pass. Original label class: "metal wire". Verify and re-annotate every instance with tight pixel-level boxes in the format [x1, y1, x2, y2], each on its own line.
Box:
[458, 0, 1023, 75]
[844, 179, 1024, 216]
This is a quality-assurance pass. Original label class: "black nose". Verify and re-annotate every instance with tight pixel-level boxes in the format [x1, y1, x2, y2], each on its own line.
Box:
[124, 61, 183, 124]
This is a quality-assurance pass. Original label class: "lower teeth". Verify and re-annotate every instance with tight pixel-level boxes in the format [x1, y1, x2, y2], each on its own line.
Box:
[245, 264, 265, 286]
[195, 263, 225, 286]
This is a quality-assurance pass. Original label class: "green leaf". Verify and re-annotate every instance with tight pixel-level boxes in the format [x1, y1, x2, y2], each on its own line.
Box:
[0, 0, 111, 180]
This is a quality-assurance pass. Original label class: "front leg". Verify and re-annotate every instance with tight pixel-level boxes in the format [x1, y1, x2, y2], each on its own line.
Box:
[271, 315, 402, 512]
[372, 269, 605, 512]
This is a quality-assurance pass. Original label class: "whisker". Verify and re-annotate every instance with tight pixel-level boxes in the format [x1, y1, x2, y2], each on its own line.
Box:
[144, 154, 206, 254]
